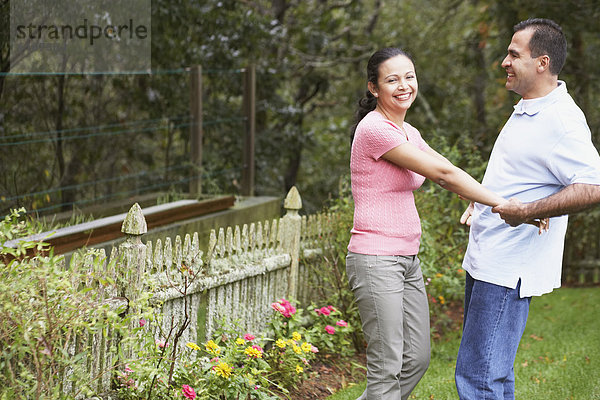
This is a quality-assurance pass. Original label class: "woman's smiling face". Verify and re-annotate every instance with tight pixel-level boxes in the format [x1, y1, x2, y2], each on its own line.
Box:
[368, 54, 418, 120]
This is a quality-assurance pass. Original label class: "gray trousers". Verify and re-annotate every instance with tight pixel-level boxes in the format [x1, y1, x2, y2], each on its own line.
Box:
[346, 252, 430, 400]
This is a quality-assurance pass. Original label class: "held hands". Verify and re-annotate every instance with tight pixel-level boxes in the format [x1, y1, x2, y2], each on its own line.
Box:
[459, 198, 549, 234]
[491, 198, 549, 234]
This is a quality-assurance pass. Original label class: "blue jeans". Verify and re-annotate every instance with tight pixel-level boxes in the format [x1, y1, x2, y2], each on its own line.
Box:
[346, 252, 430, 400]
[455, 272, 531, 400]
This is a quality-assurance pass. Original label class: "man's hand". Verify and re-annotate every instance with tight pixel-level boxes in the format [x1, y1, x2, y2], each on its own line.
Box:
[492, 198, 549, 234]
[492, 198, 527, 226]
[460, 202, 474, 226]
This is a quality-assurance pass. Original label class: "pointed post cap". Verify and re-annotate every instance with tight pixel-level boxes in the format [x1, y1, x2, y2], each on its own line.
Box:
[121, 203, 147, 235]
[284, 186, 302, 211]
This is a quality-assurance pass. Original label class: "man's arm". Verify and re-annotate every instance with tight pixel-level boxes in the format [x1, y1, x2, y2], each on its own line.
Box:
[492, 183, 600, 226]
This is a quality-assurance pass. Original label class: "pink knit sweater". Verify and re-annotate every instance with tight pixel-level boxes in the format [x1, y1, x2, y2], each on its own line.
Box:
[348, 111, 430, 255]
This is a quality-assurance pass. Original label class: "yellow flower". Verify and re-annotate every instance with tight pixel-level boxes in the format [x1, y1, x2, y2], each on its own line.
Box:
[292, 345, 302, 354]
[186, 342, 201, 351]
[301, 342, 312, 353]
[236, 338, 245, 345]
[286, 339, 296, 346]
[276, 339, 287, 348]
[438, 295, 445, 305]
[245, 346, 263, 358]
[295, 365, 303, 374]
[435, 273, 443, 278]
[205, 340, 221, 355]
[292, 331, 302, 341]
[213, 361, 233, 379]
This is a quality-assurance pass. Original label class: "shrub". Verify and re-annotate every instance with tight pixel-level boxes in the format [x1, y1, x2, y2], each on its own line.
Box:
[306, 304, 354, 357]
[0, 208, 132, 399]
[115, 298, 335, 400]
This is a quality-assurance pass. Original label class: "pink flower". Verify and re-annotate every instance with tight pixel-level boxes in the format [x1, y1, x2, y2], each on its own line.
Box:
[139, 318, 146, 327]
[319, 306, 331, 316]
[325, 325, 335, 334]
[336, 320, 348, 327]
[310, 345, 319, 353]
[156, 339, 168, 348]
[271, 302, 286, 314]
[328, 305, 336, 311]
[182, 384, 196, 399]
[124, 364, 134, 373]
[271, 298, 296, 318]
[244, 333, 255, 341]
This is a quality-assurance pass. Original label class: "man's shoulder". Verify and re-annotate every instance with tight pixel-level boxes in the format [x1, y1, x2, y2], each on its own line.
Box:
[540, 92, 587, 131]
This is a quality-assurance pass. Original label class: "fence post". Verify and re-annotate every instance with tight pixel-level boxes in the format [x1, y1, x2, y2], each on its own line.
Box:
[241, 64, 256, 196]
[281, 186, 302, 299]
[189, 65, 203, 196]
[119, 203, 148, 305]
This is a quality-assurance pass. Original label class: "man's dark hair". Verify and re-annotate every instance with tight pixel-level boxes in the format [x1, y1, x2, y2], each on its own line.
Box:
[514, 18, 567, 75]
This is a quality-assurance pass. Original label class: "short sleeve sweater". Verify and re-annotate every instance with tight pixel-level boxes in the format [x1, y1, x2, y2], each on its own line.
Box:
[348, 111, 430, 256]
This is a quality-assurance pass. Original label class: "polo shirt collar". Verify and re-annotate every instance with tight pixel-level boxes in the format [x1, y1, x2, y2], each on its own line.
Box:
[513, 80, 567, 116]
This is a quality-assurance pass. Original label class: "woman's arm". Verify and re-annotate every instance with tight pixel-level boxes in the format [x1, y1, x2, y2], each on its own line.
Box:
[382, 143, 506, 207]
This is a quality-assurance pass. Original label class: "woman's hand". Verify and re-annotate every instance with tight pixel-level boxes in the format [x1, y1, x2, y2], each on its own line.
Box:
[460, 202, 474, 226]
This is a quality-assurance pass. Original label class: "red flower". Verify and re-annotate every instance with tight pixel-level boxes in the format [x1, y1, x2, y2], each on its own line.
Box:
[182, 384, 196, 399]
[244, 333, 255, 341]
[319, 306, 331, 316]
[336, 320, 348, 327]
[325, 325, 335, 334]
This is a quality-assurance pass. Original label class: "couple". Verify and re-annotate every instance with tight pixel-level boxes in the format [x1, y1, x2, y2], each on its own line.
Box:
[346, 18, 600, 400]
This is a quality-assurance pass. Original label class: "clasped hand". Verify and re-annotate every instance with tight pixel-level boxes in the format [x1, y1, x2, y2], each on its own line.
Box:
[460, 199, 549, 234]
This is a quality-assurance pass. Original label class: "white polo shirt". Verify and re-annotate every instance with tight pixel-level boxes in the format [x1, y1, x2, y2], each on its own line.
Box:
[462, 81, 600, 297]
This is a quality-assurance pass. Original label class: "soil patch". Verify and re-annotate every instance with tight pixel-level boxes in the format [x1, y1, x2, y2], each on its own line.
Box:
[282, 352, 367, 400]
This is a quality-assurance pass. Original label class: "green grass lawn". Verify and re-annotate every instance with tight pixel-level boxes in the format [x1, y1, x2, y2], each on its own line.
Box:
[327, 287, 600, 400]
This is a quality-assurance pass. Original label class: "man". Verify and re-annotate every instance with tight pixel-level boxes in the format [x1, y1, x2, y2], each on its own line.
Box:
[455, 18, 600, 399]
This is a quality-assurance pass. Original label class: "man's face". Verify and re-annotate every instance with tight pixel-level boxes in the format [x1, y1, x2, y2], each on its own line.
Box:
[501, 29, 539, 99]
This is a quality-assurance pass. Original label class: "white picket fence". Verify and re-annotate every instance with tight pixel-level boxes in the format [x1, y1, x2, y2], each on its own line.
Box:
[64, 187, 338, 397]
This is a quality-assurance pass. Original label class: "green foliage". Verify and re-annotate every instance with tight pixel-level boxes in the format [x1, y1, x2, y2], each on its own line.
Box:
[305, 304, 354, 358]
[415, 134, 488, 330]
[116, 298, 339, 400]
[115, 325, 283, 400]
[266, 298, 319, 389]
[0, 209, 133, 399]
[4, 1, 600, 217]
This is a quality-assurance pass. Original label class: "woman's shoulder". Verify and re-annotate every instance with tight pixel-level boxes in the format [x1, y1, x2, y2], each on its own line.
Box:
[357, 111, 396, 133]
[359, 110, 384, 125]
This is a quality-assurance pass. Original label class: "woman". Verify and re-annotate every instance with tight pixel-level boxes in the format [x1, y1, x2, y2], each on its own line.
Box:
[346, 47, 508, 400]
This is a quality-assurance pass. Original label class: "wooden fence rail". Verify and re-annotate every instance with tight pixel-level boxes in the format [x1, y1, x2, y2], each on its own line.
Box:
[62, 186, 335, 398]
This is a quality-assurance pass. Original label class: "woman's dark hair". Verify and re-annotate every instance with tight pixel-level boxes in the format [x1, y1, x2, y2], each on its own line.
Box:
[514, 18, 567, 76]
[350, 47, 415, 143]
